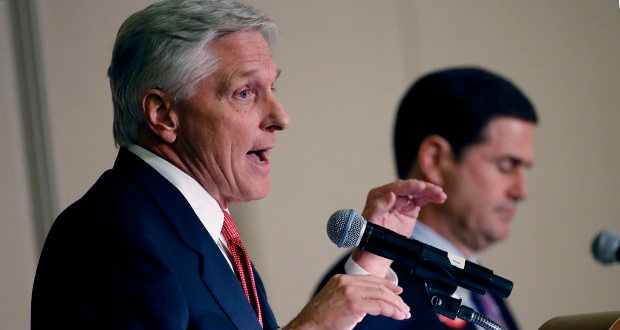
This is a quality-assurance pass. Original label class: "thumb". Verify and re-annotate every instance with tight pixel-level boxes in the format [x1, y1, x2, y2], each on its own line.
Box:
[363, 192, 397, 224]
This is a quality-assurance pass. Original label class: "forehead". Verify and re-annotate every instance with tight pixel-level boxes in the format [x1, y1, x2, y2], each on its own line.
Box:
[467, 117, 536, 161]
[208, 30, 276, 77]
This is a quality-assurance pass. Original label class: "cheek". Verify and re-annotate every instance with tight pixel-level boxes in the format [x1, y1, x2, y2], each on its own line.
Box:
[223, 112, 258, 139]
[447, 174, 493, 221]
[179, 110, 215, 141]
[461, 166, 503, 203]
[441, 181, 473, 219]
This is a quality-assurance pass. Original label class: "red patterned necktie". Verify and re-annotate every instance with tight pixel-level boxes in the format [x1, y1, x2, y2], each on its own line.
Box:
[221, 212, 263, 327]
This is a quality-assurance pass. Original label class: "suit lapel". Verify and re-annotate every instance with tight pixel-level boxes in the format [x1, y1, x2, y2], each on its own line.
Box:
[252, 264, 278, 329]
[113, 148, 263, 330]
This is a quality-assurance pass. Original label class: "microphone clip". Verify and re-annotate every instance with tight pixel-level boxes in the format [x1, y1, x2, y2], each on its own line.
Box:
[428, 293, 508, 330]
[415, 245, 459, 297]
[428, 293, 462, 320]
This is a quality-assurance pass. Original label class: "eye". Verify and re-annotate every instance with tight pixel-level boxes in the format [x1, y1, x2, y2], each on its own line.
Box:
[237, 89, 249, 99]
[497, 159, 516, 173]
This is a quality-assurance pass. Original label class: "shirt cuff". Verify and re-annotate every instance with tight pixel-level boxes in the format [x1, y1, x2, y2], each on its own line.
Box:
[343, 254, 399, 285]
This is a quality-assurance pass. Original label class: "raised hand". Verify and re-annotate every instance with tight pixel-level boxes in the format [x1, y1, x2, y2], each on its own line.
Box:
[354, 179, 447, 277]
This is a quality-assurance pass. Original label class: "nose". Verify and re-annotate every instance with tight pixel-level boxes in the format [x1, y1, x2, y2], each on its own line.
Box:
[262, 92, 290, 132]
[509, 168, 530, 201]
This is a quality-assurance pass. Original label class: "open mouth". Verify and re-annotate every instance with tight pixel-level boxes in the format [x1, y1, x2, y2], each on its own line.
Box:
[496, 207, 516, 222]
[246, 149, 268, 165]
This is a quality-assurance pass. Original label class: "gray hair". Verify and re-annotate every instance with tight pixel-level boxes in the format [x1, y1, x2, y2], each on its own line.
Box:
[108, 0, 279, 147]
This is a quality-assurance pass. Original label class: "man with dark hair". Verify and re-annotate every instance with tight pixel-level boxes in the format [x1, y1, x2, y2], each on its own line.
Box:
[317, 67, 537, 330]
[30, 1, 448, 329]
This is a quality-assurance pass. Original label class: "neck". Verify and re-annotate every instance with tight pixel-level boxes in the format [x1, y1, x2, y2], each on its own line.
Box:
[418, 205, 475, 259]
[409, 168, 476, 259]
[137, 135, 230, 210]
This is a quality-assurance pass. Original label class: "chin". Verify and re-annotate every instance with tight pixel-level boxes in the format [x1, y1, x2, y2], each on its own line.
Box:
[493, 229, 511, 243]
[243, 182, 271, 202]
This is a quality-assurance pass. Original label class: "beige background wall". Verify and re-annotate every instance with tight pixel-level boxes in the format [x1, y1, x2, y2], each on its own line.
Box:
[2, 1, 619, 329]
[0, 2, 38, 330]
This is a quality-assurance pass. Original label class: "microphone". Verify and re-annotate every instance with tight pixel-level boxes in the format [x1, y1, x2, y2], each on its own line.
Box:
[327, 209, 513, 298]
[591, 229, 620, 264]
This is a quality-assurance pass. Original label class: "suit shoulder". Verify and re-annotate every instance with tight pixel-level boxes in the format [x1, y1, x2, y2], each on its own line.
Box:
[48, 168, 169, 247]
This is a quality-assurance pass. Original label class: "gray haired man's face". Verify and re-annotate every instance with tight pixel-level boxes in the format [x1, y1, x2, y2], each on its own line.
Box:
[173, 30, 290, 208]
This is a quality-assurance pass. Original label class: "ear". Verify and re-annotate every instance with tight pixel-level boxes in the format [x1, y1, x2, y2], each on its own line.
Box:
[142, 89, 179, 144]
[417, 135, 455, 186]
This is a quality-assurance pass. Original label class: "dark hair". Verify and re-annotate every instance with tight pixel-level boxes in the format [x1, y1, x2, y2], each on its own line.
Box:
[394, 67, 538, 179]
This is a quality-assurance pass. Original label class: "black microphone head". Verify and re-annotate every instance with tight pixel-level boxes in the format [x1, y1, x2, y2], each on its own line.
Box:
[591, 229, 620, 264]
[327, 209, 367, 248]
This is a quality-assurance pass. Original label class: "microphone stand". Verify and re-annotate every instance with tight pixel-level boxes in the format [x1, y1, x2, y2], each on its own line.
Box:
[411, 247, 507, 330]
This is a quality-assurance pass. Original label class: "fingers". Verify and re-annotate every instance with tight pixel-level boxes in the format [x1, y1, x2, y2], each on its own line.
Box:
[366, 180, 446, 213]
[362, 179, 446, 223]
[355, 297, 410, 320]
[330, 274, 410, 320]
[326, 274, 410, 320]
[390, 180, 447, 205]
[359, 179, 447, 245]
[286, 274, 410, 330]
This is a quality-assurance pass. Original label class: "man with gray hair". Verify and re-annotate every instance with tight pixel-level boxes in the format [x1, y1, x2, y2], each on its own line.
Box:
[31, 1, 446, 329]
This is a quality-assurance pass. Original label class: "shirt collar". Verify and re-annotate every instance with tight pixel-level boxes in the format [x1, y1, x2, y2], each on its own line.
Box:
[411, 221, 478, 263]
[126, 145, 224, 243]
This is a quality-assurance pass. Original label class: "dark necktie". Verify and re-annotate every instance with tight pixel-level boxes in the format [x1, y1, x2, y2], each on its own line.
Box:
[470, 292, 508, 329]
[221, 212, 263, 327]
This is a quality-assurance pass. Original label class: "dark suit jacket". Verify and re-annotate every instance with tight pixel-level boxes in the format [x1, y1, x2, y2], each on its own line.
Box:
[31, 148, 278, 329]
[316, 253, 519, 330]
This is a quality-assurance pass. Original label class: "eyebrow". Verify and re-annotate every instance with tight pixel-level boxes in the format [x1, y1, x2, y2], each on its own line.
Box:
[502, 156, 533, 169]
[240, 69, 258, 78]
